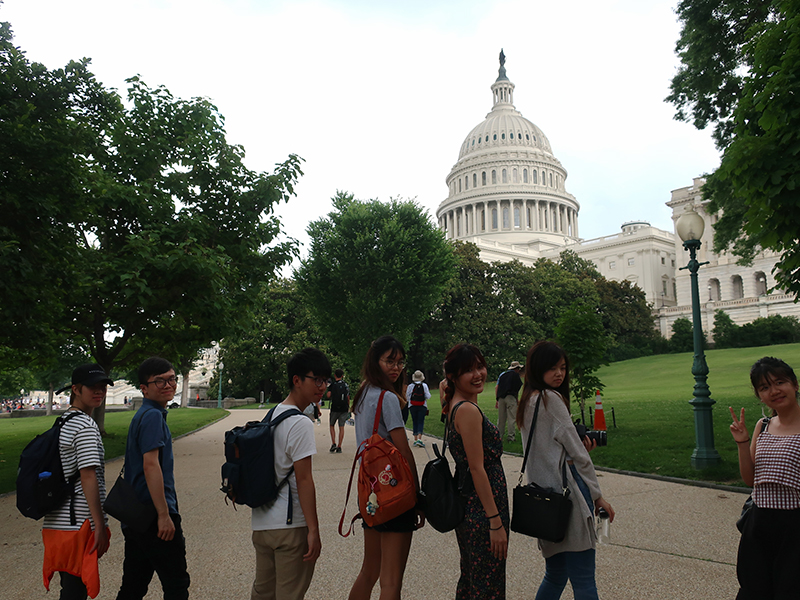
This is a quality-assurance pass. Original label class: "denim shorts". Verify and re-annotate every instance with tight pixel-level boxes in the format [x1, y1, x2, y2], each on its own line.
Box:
[362, 506, 417, 533]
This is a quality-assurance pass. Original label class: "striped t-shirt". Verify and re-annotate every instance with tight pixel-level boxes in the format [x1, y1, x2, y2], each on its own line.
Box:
[42, 410, 107, 531]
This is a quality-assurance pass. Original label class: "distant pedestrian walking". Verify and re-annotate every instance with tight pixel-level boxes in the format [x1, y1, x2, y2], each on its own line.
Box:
[327, 369, 350, 453]
[496, 361, 523, 442]
[406, 370, 431, 448]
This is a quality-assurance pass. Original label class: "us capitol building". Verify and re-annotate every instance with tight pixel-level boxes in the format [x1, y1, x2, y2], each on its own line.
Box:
[436, 52, 799, 340]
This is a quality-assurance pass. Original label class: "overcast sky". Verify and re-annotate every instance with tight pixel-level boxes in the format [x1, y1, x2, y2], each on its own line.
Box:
[3, 0, 720, 266]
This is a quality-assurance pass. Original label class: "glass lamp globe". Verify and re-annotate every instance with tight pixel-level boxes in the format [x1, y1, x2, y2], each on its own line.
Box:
[676, 209, 705, 242]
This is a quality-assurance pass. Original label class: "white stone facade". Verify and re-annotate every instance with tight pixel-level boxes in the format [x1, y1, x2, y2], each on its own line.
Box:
[437, 55, 798, 338]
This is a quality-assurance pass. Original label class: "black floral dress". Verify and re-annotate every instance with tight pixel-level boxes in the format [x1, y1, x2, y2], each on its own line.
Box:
[448, 402, 509, 600]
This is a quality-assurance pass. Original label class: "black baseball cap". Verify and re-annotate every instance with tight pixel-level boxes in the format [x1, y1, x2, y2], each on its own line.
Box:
[56, 363, 114, 394]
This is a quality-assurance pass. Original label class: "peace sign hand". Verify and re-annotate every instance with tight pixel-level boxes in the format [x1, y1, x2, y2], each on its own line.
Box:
[729, 407, 750, 443]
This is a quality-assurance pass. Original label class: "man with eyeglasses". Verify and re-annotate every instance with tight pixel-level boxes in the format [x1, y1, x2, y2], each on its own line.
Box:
[250, 348, 330, 600]
[116, 357, 190, 600]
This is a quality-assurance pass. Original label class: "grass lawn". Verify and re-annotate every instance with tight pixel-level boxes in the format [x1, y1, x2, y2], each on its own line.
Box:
[0, 408, 227, 495]
[423, 343, 800, 486]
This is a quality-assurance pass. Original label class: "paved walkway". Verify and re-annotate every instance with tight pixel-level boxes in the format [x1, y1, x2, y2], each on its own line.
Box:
[1, 409, 746, 599]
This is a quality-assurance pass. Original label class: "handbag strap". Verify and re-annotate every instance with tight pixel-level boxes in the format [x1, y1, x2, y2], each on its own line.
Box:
[518, 392, 568, 492]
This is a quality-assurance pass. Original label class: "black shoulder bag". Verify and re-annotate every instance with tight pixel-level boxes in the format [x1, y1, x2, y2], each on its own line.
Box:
[510, 393, 573, 542]
[420, 401, 467, 532]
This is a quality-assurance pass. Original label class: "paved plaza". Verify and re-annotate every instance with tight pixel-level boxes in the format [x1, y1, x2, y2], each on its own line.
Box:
[1, 409, 746, 599]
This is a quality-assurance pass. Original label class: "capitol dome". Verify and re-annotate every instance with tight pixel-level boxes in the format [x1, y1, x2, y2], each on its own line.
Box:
[437, 51, 580, 251]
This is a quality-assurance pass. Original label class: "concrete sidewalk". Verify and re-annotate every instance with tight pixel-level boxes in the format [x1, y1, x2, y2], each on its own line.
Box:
[1, 409, 746, 599]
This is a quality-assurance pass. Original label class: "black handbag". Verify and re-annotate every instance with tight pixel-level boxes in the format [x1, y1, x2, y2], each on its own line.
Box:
[103, 464, 157, 534]
[420, 402, 466, 533]
[510, 394, 573, 542]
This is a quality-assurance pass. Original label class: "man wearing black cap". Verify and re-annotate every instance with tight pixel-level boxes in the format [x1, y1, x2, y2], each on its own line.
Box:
[42, 364, 113, 599]
[115, 356, 190, 600]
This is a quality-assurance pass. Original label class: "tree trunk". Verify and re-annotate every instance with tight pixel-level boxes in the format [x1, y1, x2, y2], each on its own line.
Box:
[181, 369, 190, 407]
[46, 382, 54, 416]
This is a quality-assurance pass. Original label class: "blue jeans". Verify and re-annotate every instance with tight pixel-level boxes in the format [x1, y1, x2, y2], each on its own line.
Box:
[535, 549, 598, 600]
[409, 405, 426, 435]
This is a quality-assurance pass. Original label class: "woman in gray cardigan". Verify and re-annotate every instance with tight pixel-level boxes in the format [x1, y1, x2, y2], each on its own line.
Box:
[516, 341, 615, 600]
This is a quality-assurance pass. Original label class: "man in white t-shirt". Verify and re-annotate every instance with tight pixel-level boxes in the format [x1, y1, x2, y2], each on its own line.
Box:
[250, 348, 330, 600]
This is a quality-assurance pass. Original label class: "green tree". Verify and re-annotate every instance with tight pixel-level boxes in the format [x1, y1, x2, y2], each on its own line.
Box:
[668, 1, 800, 295]
[670, 318, 696, 353]
[712, 310, 739, 348]
[409, 241, 505, 380]
[554, 305, 608, 422]
[1, 26, 302, 430]
[296, 192, 456, 369]
[213, 279, 340, 402]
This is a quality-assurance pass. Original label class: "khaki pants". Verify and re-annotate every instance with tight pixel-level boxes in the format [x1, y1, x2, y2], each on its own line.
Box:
[497, 395, 518, 441]
[251, 527, 315, 600]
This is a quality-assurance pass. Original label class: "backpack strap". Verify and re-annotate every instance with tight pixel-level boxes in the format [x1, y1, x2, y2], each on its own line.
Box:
[264, 405, 304, 525]
[339, 391, 387, 537]
[518, 392, 568, 493]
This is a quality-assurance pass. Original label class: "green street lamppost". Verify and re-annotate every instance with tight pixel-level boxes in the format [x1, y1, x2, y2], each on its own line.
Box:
[676, 209, 721, 469]
[217, 362, 225, 409]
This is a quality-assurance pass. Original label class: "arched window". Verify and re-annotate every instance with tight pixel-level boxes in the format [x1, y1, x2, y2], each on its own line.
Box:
[523, 169, 528, 183]
[492, 170, 497, 184]
[481, 209, 486, 231]
[754, 271, 768, 295]
[541, 170, 546, 185]
[533, 170, 538, 184]
[513, 168, 518, 183]
[482, 171, 487, 185]
[464, 176, 468, 191]
[708, 278, 721, 301]
[514, 207, 520, 228]
[491, 208, 498, 229]
[473, 173, 477, 188]
[502, 169, 507, 183]
[458, 179, 461, 193]
[731, 275, 744, 299]
[549, 172, 553, 187]
[526, 207, 531, 227]
[502, 207, 510, 229]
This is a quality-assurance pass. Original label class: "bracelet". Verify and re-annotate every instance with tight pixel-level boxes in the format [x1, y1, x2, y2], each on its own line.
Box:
[489, 524, 504, 531]
[486, 512, 500, 520]
[736, 438, 751, 444]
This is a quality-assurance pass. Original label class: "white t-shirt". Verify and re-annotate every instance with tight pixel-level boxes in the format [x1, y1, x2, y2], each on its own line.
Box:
[251, 403, 317, 531]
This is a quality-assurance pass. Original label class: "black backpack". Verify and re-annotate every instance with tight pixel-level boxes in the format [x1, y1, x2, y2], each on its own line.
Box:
[221, 405, 303, 523]
[420, 403, 465, 532]
[410, 383, 426, 406]
[329, 380, 349, 412]
[16, 411, 82, 524]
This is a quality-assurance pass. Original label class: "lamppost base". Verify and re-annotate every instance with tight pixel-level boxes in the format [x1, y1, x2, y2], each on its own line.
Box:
[690, 449, 721, 470]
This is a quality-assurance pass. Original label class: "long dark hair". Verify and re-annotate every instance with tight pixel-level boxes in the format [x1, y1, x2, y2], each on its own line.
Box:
[442, 343, 487, 414]
[352, 335, 407, 412]
[517, 341, 570, 429]
[750, 356, 798, 416]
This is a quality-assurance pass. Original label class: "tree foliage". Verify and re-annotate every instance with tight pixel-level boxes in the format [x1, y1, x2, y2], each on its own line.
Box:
[296, 192, 456, 370]
[1, 24, 302, 428]
[670, 318, 696, 353]
[668, 0, 800, 296]
[713, 310, 800, 348]
[213, 279, 340, 402]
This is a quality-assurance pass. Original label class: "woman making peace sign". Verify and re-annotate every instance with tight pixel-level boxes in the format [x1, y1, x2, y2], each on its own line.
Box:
[729, 357, 800, 600]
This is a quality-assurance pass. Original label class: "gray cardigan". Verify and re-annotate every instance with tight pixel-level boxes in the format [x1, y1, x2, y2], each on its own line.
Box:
[519, 389, 603, 558]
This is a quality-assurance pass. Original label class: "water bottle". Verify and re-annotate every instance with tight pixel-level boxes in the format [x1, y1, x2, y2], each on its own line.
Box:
[596, 508, 610, 544]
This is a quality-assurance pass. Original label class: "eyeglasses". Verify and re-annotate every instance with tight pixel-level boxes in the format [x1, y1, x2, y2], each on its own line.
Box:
[380, 359, 406, 370]
[145, 376, 178, 389]
[301, 375, 327, 388]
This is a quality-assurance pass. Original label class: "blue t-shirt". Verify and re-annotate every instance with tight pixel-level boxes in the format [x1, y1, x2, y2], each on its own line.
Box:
[124, 398, 177, 514]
